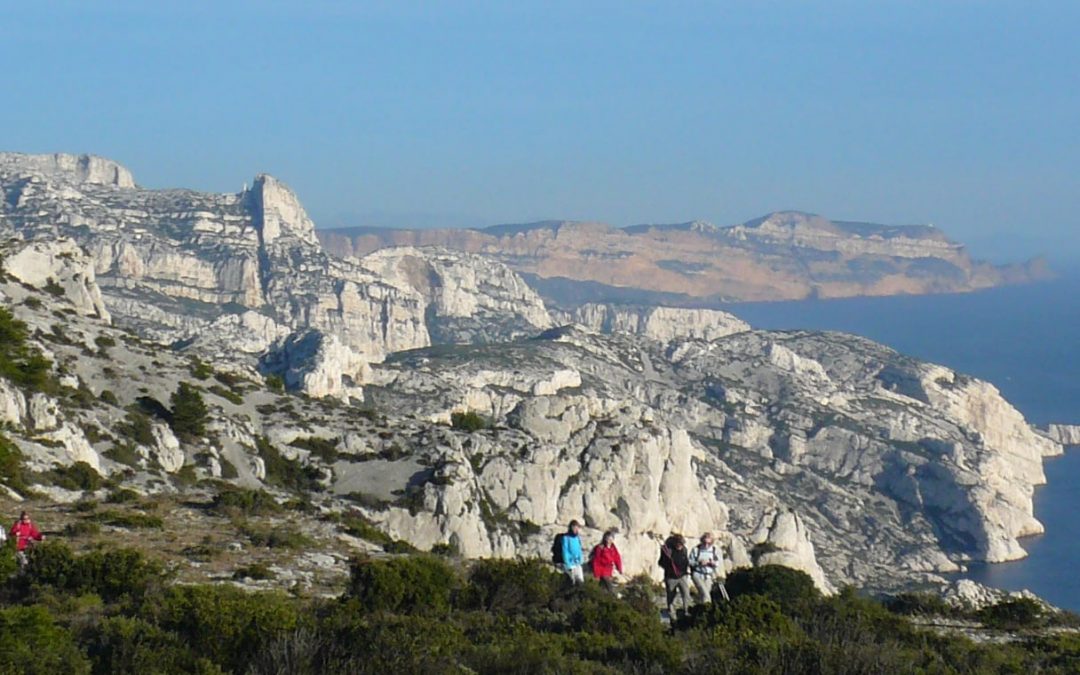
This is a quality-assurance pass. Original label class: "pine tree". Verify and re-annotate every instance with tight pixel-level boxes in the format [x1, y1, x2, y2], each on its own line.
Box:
[169, 382, 208, 439]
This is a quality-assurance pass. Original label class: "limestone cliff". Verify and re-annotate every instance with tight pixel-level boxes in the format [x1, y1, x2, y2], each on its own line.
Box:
[0, 153, 552, 397]
[319, 211, 1051, 305]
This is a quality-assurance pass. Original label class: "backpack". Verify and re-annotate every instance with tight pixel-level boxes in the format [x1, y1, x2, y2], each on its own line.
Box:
[551, 533, 566, 565]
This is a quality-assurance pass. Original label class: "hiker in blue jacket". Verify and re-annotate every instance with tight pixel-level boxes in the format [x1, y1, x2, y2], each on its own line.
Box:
[561, 520, 584, 584]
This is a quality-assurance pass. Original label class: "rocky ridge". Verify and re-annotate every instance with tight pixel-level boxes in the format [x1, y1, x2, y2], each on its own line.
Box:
[0, 153, 1066, 599]
[0, 154, 551, 399]
[318, 211, 1051, 306]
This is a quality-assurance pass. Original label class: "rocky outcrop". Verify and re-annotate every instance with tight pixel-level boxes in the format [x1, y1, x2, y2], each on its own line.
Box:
[751, 510, 833, 593]
[1044, 424, 1080, 446]
[260, 330, 370, 401]
[319, 211, 1051, 305]
[1, 238, 111, 321]
[558, 304, 749, 344]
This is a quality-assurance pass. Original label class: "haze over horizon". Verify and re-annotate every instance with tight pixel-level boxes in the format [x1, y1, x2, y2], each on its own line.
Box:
[3, 1, 1078, 266]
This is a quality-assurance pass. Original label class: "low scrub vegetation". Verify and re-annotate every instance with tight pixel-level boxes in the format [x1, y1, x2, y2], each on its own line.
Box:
[0, 542, 1078, 673]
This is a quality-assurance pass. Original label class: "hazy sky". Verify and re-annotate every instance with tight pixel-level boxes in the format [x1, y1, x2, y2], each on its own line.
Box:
[3, 1, 1078, 265]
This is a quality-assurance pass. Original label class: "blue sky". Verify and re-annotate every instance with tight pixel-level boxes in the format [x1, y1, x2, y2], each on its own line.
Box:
[3, 1, 1078, 265]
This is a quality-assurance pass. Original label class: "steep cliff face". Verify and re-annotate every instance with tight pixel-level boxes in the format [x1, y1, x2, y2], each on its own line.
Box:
[319, 210, 1050, 304]
[0, 153, 553, 397]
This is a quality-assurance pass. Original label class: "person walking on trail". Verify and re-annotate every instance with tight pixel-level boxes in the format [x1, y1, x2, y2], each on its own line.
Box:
[9, 511, 43, 571]
[590, 530, 623, 592]
[690, 532, 728, 603]
[561, 520, 585, 585]
[659, 534, 691, 618]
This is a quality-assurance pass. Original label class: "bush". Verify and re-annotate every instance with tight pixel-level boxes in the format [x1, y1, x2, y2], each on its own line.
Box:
[256, 436, 323, 493]
[265, 374, 285, 393]
[233, 562, 276, 581]
[82, 615, 196, 675]
[47, 461, 103, 492]
[91, 510, 164, 529]
[288, 436, 340, 463]
[208, 384, 243, 406]
[99, 389, 119, 406]
[0, 605, 90, 674]
[240, 523, 311, 550]
[105, 487, 140, 504]
[212, 487, 280, 516]
[19, 542, 164, 603]
[885, 591, 954, 617]
[118, 409, 156, 446]
[346, 556, 458, 615]
[0, 307, 54, 392]
[103, 443, 142, 468]
[724, 564, 821, 618]
[450, 411, 488, 432]
[458, 558, 562, 613]
[94, 335, 116, 350]
[978, 597, 1045, 630]
[151, 585, 301, 673]
[0, 432, 31, 493]
[169, 382, 208, 439]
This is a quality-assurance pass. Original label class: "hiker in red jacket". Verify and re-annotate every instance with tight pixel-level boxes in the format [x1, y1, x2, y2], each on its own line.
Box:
[590, 530, 623, 592]
[9, 511, 43, 570]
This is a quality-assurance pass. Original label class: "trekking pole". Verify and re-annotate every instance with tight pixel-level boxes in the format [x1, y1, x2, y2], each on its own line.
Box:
[717, 580, 730, 602]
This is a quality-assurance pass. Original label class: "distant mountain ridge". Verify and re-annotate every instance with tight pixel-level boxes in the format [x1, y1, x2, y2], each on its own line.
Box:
[319, 211, 1050, 305]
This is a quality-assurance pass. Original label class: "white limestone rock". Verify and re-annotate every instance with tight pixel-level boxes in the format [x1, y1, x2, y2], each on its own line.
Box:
[1, 238, 111, 321]
[261, 330, 370, 401]
[563, 303, 749, 344]
[751, 510, 834, 593]
[1044, 424, 1080, 446]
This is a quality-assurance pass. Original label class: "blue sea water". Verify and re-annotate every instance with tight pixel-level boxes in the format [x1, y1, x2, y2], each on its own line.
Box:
[724, 274, 1080, 609]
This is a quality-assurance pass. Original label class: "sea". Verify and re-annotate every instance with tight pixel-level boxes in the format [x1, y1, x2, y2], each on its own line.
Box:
[723, 273, 1080, 610]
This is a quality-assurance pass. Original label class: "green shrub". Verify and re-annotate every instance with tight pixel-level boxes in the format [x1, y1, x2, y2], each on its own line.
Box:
[0, 605, 90, 674]
[43, 278, 65, 297]
[151, 584, 301, 673]
[105, 487, 140, 504]
[169, 382, 208, 439]
[91, 510, 164, 529]
[99, 389, 119, 406]
[118, 409, 156, 446]
[103, 443, 142, 468]
[212, 486, 280, 516]
[94, 335, 116, 349]
[724, 564, 821, 618]
[0, 307, 54, 392]
[288, 436, 340, 462]
[458, 558, 562, 613]
[265, 373, 286, 393]
[82, 615, 196, 675]
[20, 542, 164, 602]
[22, 296, 43, 310]
[450, 410, 488, 432]
[256, 436, 323, 493]
[978, 597, 1045, 630]
[240, 523, 311, 550]
[63, 520, 102, 537]
[346, 556, 458, 615]
[189, 359, 213, 381]
[208, 384, 243, 405]
[0, 432, 31, 493]
[885, 591, 955, 617]
[47, 461, 103, 492]
[233, 562, 276, 581]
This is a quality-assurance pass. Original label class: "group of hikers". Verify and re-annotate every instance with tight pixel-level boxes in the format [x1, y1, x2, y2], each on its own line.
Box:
[553, 520, 728, 617]
[0, 510, 44, 571]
